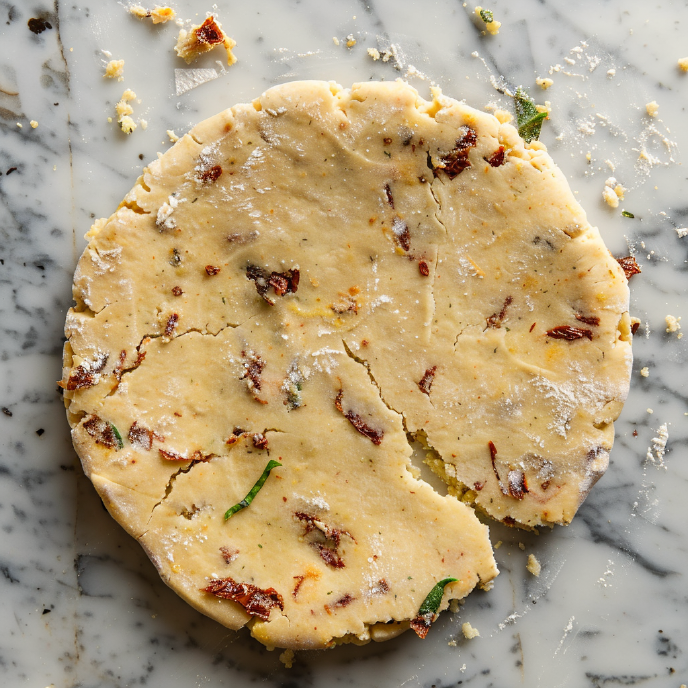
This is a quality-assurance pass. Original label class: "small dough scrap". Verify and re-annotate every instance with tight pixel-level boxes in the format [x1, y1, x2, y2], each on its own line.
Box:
[536, 77, 553, 90]
[175, 15, 237, 65]
[104, 59, 125, 79]
[645, 101, 659, 117]
[462, 621, 480, 638]
[129, 5, 176, 23]
[526, 553, 541, 576]
[679, 57, 688, 72]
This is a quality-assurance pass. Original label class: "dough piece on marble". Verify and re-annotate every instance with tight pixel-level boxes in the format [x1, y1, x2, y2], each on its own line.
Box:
[62, 79, 631, 647]
[174, 16, 236, 65]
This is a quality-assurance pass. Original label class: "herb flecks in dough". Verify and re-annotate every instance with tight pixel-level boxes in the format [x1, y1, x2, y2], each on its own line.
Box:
[246, 265, 300, 305]
[202, 577, 283, 621]
[417, 366, 437, 396]
[514, 87, 547, 143]
[224, 459, 282, 520]
[295, 512, 354, 569]
[335, 389, 384, 445]
[410, 577, 458, 638]
[616, 256, 641, 280]
[84, 415, 123, 450]
[434, 128, 477, 179]
[546, 325, 593, 341]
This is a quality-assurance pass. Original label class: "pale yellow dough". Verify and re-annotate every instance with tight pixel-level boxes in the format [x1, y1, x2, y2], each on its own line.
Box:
[62, 80, 632, 649]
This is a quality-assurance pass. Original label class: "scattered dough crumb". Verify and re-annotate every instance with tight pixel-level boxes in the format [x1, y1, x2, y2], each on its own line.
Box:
[518, 542, 525, 551]
[607, 68, 616, 77]
[30, 120, 38, 129]
[167, 129, 180, 143]
[332, 37, 340, 46]
[104, 59, 125, 80]
[129, 5, 176, 23]
[279, 649, 295, 668]
[462, 622, 480, 639]
[640, 367, 649, 377]
[116, 89, 138, 134]
[367, 47, 380, 61]
[536, 77, 554, 90]
[646, 423, 669, 468]
[175, 16, 237, 66]
[447, 638, 457, 647]
[140, 119, 148, 130]
[526, 553, 541, 577]
[647, 408, 654, 414]
[475, 6, 501, 35]
[665, 314, 681, 333]
[602, 177, 625, 208]
[676, 227, 688, 238]
[605, 159, 616, 172]
[677, 58, 688, 72]
[494, 540, 503, 549]
[645, 101, 659, 117]
[346, 34, 356, 48]
[16, 122, 22, 128]
[449, 598, 461, 613]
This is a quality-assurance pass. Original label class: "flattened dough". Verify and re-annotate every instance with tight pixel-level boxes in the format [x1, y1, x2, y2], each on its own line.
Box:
[63, 80, 632, 648]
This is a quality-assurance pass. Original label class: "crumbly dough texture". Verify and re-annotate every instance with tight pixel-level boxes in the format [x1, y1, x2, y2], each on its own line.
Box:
[63, 80, 631, 648]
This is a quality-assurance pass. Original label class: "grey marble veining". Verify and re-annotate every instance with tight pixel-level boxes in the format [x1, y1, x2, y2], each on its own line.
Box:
[1, 0, 687, 686]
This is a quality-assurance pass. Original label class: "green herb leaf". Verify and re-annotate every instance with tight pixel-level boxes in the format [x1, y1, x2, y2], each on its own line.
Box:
[418, 577, 458, 617]
[514, 87, 547, 143]
[479, 8, 493, 23]
[224, 459, 282, 520]
[621, 210, 635, 218]
[111, 423, 124, 450]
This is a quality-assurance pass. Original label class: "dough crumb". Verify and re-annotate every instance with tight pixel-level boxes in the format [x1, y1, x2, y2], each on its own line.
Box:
[665, 314, 681, 334]
[640, 367, 649, 377]
[129, 5, 176, 23]
[462, 622, 480, 639]
[645, 101, 659, 117]
[447, 638, 457, 647]
[518, 542, 525, 551]
[367, 47, 380, 61]
[30, 120, 38, 129]
[119, 115, 137, 135]
[104, 59, 125, 79]
[167, 129, 180, 143]
[676, 227, 688, 238]
[475, 6, 501, 35]
[494, 540, 503, 549]
[677, 58, 688, 72]
[116, 89, 138, 133]
[449, 598, 462, 613]
[346, 34, 356, 48]
[279, 649, 295, 668]
[175, 16, 237, 65]
[536, 77, 553, 90]
[140, 118, 148, 130]
[332, 37, 339, 46]
[602, 177, 625, 208]
[607, 68, 616, 77]
[526, 553, 541, 577]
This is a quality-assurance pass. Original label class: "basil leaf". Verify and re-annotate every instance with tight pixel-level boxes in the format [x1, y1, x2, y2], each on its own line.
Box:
[479, 8, 493, 23]
[224, 459, 282, 520]
[514, 87, 547, 143]
[418, 577, 458, 616]
[111, 423, 124, 450]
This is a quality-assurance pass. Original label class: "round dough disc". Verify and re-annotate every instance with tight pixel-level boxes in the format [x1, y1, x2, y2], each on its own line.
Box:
[62, 80, 631, 649]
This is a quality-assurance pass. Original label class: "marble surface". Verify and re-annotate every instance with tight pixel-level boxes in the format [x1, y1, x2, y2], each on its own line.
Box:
[1, 0, 687, 685]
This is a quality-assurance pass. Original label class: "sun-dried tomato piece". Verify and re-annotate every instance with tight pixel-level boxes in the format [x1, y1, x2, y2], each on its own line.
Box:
[384, 183, 395, 208]
[295, 512, 353, 568]
[631, 321, 640, 335]
[84, 415, 122, 450]
[205, 265, 221, 276]
[410, 615, 432, 639]
[164, 313, 179, 338]
[372, 579, 390, 595]
[172, 286, 183, 296]
[616, 256, 641, 280]
[63, 365, 95, 390]
[325, 593, 355, 614]
[198, 165, 222, 184]
[474, 481, 484, 491]
[418, 260, 430, 276]
[489, 441, 528, 500]
[486, 295, 513, 329]
[434, 127, 478, 179]
[220, 546, 239, 564]
[546, 325, 593, 341]
[195, 16, 225, 44]
[241, 350, 266, 403]
[392, 216, 410, 252]
[246, 265, 299, 304]
[252, 433, 268, 450]
[575, 313, 600, 327]
[315, 545, 345, 569]
[417, 366, 437, 395]
[202, 577, 284, 621]
[485, 146, 506, 167]
[334, 390, 384, 444]
[128, 421, 162, 451]
[159, 448, 190, 461]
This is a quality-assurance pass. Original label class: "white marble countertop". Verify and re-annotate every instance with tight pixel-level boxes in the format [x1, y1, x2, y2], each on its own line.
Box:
[1, 0, 687, 686]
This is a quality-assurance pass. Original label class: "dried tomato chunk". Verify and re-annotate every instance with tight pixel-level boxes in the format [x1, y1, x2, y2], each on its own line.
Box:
[434, 127, 477, 179]
[202, 577, 284, 621]
[195, 17, 225, 44]
[485, 146, 506, 167]
[546, 325, 593, 341]
[616, 256, 641, 280]
[417, 366, 437, 395]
